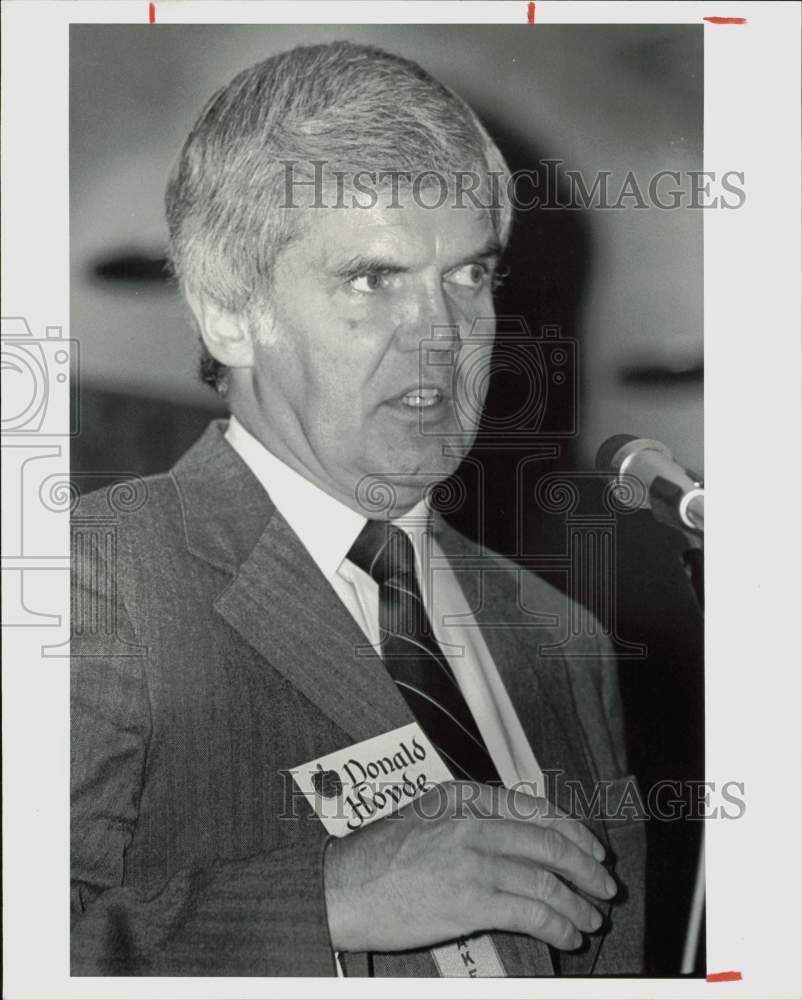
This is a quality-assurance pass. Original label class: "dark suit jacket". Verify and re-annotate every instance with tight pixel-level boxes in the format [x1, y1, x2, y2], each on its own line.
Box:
[70, 420, 645, 976]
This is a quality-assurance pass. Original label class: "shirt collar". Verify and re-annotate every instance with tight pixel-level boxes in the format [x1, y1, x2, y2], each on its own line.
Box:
[225, 415, 431, 582]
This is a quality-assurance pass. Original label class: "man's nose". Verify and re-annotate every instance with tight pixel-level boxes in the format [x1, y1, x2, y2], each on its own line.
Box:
[395, 283, 461, 355]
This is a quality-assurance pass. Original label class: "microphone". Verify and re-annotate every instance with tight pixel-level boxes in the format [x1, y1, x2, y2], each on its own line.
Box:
[596, 434, 704, 534]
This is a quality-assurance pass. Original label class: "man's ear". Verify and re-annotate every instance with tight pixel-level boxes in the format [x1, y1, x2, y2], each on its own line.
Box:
[184, 288, 255, 370]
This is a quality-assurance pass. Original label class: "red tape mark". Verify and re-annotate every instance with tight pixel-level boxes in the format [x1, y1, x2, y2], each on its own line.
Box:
[148, 2, 156, 23]
[527, 2, 536, 23]
[703, 16, 746, 24]
[707, 971, 743, 982]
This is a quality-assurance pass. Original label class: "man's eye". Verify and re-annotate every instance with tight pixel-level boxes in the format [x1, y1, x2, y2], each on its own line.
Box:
[349, 272, 387, 293]
[446, 263, 489, 289]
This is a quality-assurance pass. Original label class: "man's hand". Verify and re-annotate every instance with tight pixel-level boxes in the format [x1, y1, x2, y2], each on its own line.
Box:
[323, 781, 616, 954]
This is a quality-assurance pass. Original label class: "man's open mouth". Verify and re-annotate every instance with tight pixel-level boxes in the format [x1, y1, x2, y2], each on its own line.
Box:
[400, 387, 444, 408]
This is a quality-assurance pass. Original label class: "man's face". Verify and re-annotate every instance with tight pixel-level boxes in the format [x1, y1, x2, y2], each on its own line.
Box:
[242, 194, 499, 514]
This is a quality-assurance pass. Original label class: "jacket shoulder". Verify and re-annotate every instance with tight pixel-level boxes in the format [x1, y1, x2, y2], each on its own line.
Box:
[72, 471, 182, 539]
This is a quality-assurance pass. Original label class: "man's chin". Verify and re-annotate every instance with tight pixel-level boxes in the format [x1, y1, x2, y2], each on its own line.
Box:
[353, 442, 469, 518]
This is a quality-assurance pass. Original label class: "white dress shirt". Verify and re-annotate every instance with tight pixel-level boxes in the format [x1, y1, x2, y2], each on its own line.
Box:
[225, 415, 544, 794]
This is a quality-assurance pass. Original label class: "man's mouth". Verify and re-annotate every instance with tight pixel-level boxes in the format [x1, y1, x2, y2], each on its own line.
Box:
[400, 387, 443, 409]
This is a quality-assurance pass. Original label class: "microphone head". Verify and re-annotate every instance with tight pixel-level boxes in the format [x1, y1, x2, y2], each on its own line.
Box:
[595, 434, 638, 473]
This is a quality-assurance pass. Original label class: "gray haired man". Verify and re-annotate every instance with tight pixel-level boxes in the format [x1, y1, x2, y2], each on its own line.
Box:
[71, 41, 645, 977]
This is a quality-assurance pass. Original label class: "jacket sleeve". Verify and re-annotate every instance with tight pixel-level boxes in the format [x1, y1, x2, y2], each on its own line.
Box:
[70, 532, 337, 977]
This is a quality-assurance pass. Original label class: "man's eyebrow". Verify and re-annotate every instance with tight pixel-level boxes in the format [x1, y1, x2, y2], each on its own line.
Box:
[329, 255, 410, 279]
[329, 238, 503, 280]
[448, 237, 503, 269]
[476, 237, 503, 259]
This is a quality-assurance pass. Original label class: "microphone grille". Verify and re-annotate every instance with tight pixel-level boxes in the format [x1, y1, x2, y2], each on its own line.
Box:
[595, 434, 638, 473]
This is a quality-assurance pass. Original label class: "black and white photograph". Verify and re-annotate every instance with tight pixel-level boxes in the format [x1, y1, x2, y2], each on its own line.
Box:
[2, 3, 800, 997]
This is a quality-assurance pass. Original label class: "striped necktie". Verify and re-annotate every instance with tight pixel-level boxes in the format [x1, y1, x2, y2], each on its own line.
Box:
[347, 520, 502, 786]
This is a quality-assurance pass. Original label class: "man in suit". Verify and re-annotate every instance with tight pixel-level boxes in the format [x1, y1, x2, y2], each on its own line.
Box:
[71, 41, 645, 976]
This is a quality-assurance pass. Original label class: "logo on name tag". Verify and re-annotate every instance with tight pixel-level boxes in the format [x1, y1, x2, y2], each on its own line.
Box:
[311, 764, 343, 799]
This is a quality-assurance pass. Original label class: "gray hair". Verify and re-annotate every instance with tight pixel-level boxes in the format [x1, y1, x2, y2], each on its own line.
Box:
[165, 41, 513, 391]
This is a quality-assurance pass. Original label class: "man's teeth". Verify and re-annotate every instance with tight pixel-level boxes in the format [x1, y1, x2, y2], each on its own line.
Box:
[401, 388, 442, 408]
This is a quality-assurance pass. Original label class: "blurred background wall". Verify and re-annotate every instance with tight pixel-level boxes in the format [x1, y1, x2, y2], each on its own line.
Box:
[70, 23, 704, 975]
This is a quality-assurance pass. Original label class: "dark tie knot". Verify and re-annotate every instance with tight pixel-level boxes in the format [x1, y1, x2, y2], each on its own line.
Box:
[347, 521, 416, 585]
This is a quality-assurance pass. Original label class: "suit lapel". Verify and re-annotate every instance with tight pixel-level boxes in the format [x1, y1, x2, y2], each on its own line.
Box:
[173, 419, 414, 746]
[215, 510, 415, 746]
[436, 518, 602, 804]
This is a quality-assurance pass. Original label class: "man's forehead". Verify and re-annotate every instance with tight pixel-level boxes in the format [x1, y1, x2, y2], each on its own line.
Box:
[291, 198, 498, 268]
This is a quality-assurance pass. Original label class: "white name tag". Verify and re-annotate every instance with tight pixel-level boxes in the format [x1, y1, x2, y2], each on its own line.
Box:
[292, 722, 506, 978]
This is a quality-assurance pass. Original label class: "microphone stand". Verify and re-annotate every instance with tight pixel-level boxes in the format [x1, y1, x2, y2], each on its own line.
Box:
[678, 531, 704, 975]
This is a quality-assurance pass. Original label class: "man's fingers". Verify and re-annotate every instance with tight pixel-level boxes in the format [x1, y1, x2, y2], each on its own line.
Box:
[527, 805, 607, 863]
[478, 784, 607, 863]
[493, 858, 604, 934]
[484, 818, 617, 901]
[493, 857, 603, 935]
[486, 891, 583, 951]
